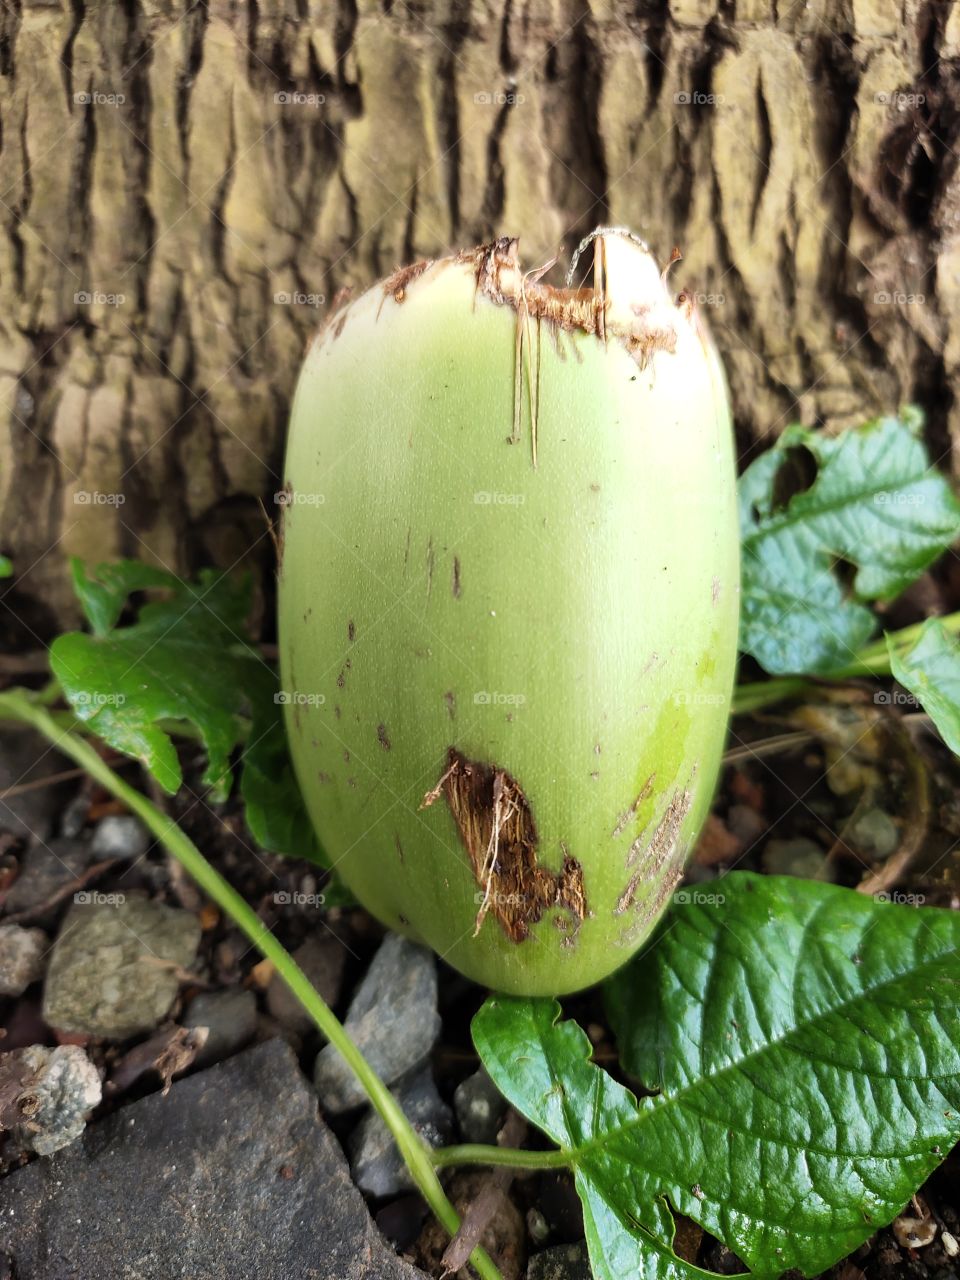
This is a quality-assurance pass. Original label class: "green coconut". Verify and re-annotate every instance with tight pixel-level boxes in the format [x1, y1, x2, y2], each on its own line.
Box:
[278, 228, 739, 996]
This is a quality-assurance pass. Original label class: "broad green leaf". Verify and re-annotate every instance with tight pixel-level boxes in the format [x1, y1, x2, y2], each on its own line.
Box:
[475, 873, 960, 1280]
[69, 558, 180, 636]
[52, 561, 326, 861]
[888, 619, 960, 754]
[0, 555, 11, 579]
[739, 409, 960, 676]
[51, 568, 263, 798]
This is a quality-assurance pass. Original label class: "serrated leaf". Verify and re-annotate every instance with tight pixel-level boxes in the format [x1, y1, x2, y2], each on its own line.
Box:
[475, 873, 960, 1280]
[739, 410, 960, 675]
[52, 561, 327, 861]
[888, 619, 960, 755]
[69, 558, 180, 636]
[51, 568, 262, 798]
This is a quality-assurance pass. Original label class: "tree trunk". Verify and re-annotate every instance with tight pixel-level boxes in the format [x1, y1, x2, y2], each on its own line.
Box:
[1, 0, 958, 631]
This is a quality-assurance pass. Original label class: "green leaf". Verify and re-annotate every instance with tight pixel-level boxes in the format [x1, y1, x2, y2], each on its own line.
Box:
[241, 694, 323, 860]
[51, 567, 261, 798]
[52, 560, 326, 862]
[739, 409, 960, 675]
[0, 555, 11, 579]
[888, 619, 960, 754]
[475, 873, 960, 1280]
[69, 558, 181, 636]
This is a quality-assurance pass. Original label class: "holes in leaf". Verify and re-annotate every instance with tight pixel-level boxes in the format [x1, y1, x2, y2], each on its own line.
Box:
[770, 444, 818, 513]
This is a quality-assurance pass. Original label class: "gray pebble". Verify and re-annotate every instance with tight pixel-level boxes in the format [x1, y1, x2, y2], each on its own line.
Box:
[314, 933, 439, 1113]
[5, 838, 90, 915]
[183, 988, 258, 1067]
[90, 815, 151, 861]
[848, 808, 899, 859]
[8, 1044, 102, 1156]
[0, 730, 74, 844]
[43, 896, 201, 1038]
[454, 1066, 507, 1143]
[349, 1064, 452, 1197]
[267, 935, 345, 1036]
[0, 924, 48, 995]
[761, 837, 831, 881]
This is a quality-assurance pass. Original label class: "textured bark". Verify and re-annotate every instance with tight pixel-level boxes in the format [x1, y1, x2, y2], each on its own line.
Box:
[1, 0, 959, 627]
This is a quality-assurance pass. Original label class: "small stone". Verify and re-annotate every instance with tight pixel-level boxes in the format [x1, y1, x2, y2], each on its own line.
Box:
[454, 1067, 507, 1143]
[314, 933, 440, 1112]
[942, 1229, 958, 1258]
[526, 1242, 592, 1280]
[0, 730, 74, 844]
[89, 815, 151, 861]
[349, 1064, 453, 1197]
[59, 794, 90, 839]
[183, 988, 258, 1067]
[43, 896, 201, 1039]
[761, 837, 831, 881]
[7, 1044, 101, 1156]
[0, 924, 48, 995]
[526, 1209, 550, 1246]
[848, 808, 899, 859]
[4, 838, 90, 915]
[267, 936, 345, 1036]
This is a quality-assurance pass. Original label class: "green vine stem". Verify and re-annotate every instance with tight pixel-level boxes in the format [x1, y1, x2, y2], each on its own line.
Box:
[0, 688, 503, 1280]
[733, 609, 960, 717]
[432, 1143, 570, 1171]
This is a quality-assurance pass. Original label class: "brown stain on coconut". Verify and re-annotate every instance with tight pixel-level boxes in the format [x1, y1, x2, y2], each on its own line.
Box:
[421, 749, 586, 944]
[615, 785, 693, 929]
[473, 237, 678, 370]
[380, 259, 431, 310]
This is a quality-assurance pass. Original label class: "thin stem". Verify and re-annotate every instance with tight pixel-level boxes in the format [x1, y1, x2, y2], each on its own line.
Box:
[732, 609, 960, 716]
[432, 1143, 572, 1171]
[0, 688, 502, 1280]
